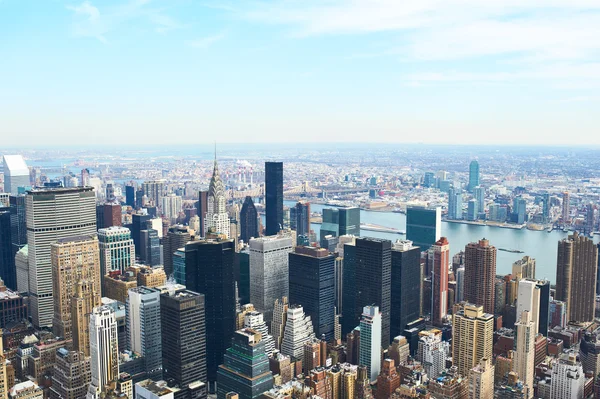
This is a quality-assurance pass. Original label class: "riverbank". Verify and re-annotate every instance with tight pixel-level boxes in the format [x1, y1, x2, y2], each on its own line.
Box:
[444, 219, 525, 230]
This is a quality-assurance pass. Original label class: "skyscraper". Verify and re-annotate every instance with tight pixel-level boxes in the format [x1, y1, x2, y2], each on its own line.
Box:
[97, 226, 135, 279]
[125, 185, 135, 208]
[87, 305, 119, 399]
[239, 196, 259, 244]
[512, 197, 527, 225]
[141, 180, 166, 209]
[417, 331, 447, 379]
[140, 229, 161, 266]
[288, 246, 335, 341]
[216, 329, 274, 399]
[290, 201, 311, 238]
[556, 233, 598, 323]
[406, 206, 441, 252]
[280, 305, 315, 360]
[71, 279, 97, 356]
[2, 155, 29, 194]
[160, 287, 206, 393]
[469, 358, 494, 399]
[244, 311, 275, 357]
[271, 297, 289, 350]
[464, 239, 497, 315]
[452, 303, 493, 376]
[359, 306, 382, 382]
[562, 192, 570, 224]
[512, 256, 536, 280]
[320, 207, 360, 241]
[447, 188, 463, 220]
[265, 162, 283, 236]
[51, 235, 101, 340]
[0, 208, 15, 290]
[9, 194, 27, 269]
[468, 160, 479, 193]
[343, 237, 392, 347]
[205, 157, 230, 237]
[390, 240, 421, 339]
[161, 193, 182, 223]
[473, 186, 485, 218]
[126, 287, 162, 379]
[376, 360, 400, 399]
[26, 187, 96, 328]
[197, 191, 208, 238]
[50, 349, 91, 399]
[513, 311, 535, 397]
[550, 354, 585, 399]
[184, 239, 236, 385]
[431, 237, 449, 326]
[163, 225, 191, 277]
[515, 278, 550, 336]
[249, 234, 293, 322]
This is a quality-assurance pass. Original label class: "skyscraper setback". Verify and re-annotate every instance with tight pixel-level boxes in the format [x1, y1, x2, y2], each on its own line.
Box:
[265, 162, 283, 236]
[26, 187, 97, 328]
[464, 239, 497, 315]
[555, 233, 598, 323]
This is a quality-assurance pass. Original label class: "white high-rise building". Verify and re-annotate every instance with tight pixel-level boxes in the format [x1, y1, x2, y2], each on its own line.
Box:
[2, 155, 29, 194]
[126, 287, 162, 376]
[281, 305, 315, 360]
[26, 187, 97, 327]
[244, 311, 276, 356]
[513, 311, 535, 398]
[249, 234, 293, 322]
[97, 226, 135, 276]
[87, 305, 119, 399]
[550, 354, 585, 399]
[161, 194, 182, 223]
[359, 306, 382, 383]
[417, 332, 448, 379]
[205, 156, 229, 237]
[516, 279, 541, 335]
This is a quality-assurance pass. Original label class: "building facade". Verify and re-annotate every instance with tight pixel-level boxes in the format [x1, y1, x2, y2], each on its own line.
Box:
[464, 239, 497, 315]
[265, 162, 283, 236]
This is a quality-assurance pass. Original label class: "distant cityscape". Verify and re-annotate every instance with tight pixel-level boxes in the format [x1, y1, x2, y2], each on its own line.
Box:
[0, 145, 599, 399]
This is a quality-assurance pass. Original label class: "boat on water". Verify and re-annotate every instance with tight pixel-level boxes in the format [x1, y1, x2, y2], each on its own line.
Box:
[498, 248, 524, 254]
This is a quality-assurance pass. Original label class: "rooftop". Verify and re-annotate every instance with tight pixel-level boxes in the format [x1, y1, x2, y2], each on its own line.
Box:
[3, 155, 29, 176]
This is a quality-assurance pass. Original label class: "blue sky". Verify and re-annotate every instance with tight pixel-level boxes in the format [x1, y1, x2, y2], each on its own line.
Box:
[1, 0, 600, 146]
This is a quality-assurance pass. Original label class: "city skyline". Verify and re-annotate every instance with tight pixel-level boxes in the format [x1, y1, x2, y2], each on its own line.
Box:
[1, 1, 600, 145]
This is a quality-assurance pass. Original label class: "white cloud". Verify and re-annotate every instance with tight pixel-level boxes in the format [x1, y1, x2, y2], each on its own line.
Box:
[188, 33, 225, 49]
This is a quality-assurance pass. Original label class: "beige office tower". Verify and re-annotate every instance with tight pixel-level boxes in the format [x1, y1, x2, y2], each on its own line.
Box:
[342, 371, 356, 399]
[452, 303, 494, 376]
[51, 235, 101, 341]
[0, 332, 6, 399]
[556, 233, 598, 323]
[464, 239, 497, 315]
[271, 297, 289, 350]
[71, 280, 98, 356]
[513, 311, 535, 398]
[512, 256, 536, 281]
[26, 187, 97, 328]
[469, 357, 494, 399]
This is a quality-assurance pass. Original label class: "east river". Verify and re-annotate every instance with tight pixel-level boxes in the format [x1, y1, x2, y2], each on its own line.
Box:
[284, 201, 600, 284]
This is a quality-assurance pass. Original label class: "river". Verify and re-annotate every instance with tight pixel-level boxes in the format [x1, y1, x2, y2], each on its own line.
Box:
[284, 201, 600, 284]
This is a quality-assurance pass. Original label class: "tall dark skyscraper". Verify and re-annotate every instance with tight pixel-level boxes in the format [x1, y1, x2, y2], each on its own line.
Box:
[390, 240, 421, 339]
[185, 239, 236, 387]
[339, 207, 360, 236]
[288, 246, 335, 341]
[469, 160, 480, 192]
[406, 206, 441, 252]
[341, 243, 357, 336]
[265, 162, 283, 236]
[161, 287, 207, 397]
[0, 207, 16, 290]
[197, 190, 209, 237]
[239, 196, 259, 244]
[125, 185, 135, 208]
[131, 213, 151, 255]
[536, 280, 551, 336]
[290, 201, 310, 238]
[9, 194, 27, 262]
[343, 237, 392, 347]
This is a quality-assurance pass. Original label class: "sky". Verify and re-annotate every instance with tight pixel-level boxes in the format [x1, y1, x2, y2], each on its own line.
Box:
[1, 0, 600, 146]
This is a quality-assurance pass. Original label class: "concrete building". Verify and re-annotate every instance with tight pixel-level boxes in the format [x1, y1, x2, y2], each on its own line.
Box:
[271, 297, 289, 350]
[8, 381, 42, 399]
[135, 379, 176, 399]
[98, 226, 135, 278]
[50, 349, 91, 399]
[281, 305, 315, 360]
[555, 233, 598, 323]
[390, 241, 421, 339]
[249, 234, 293, 322]
[26, 187, 96, 328]
[161, 194, 182, 223]
[469, 357, 494, 399]
[359, 306, 382, 383]
[550, 354, 585, 399]
[244, 311, 275, 357]
[417, 330, 448, 379]
[513, 311, 535, 398]
[162, 225, 191, 277]
[431, 237, 449, 326]
[452, 303, 494, 377]
[512, 257, 536, 281]
[126, 287, 162, 379]
[88, 305, 119, 399]
[2, 155, 29, 194]
[464, 239, 497, 315]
